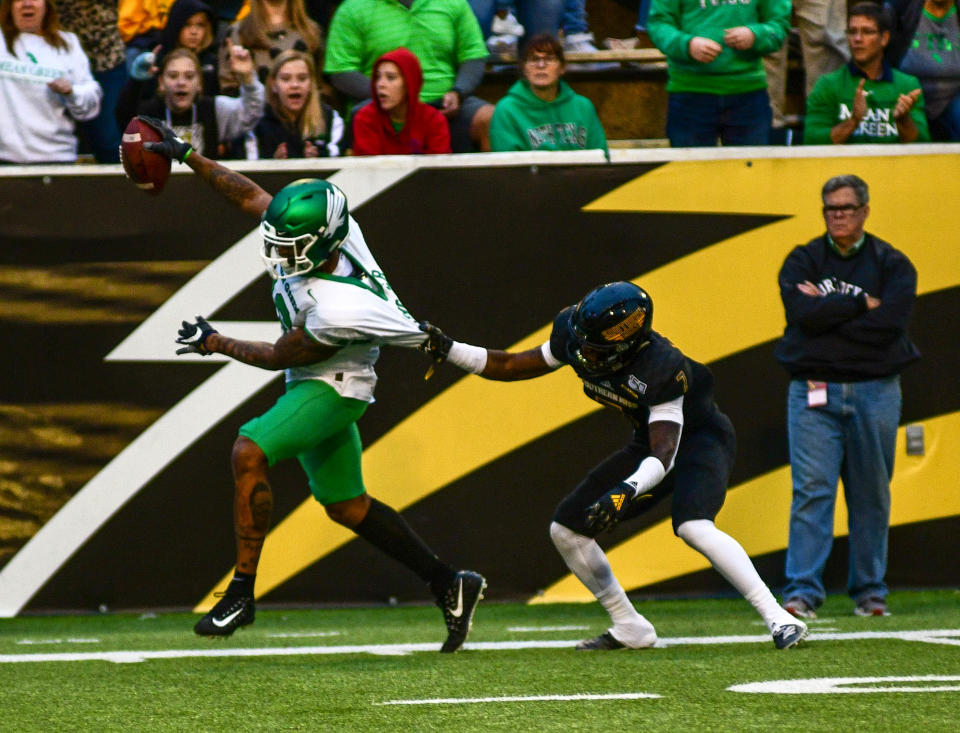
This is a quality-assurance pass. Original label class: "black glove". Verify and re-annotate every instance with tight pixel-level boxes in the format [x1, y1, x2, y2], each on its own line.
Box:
[175, 315, 218, 355]
[139, 115, 194, 162]
[418, 321, 453, 380]
[585, 482, 638, 533]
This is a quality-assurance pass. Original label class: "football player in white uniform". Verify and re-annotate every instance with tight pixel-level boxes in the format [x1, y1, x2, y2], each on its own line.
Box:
[139, 116, 485, 652]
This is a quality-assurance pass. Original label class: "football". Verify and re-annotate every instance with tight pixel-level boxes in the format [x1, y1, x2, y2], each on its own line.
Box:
[120, 118, 171, 195]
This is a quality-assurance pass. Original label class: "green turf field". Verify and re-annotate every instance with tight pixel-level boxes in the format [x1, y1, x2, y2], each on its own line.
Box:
[1, 589, 958, 731]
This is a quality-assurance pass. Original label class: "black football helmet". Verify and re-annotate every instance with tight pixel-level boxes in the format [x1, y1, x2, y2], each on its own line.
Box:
[570, 281, 653, 375]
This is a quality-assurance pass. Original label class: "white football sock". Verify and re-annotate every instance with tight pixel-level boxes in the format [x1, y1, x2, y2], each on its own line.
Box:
[677, 519, 791, 632]
[549, 522, 657, 646]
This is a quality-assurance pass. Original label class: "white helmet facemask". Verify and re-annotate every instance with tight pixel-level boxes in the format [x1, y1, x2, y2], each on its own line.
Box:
[259, 220, 321, 280]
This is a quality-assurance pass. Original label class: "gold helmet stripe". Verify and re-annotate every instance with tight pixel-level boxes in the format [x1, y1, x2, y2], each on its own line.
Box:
[601, 306, 646, 342]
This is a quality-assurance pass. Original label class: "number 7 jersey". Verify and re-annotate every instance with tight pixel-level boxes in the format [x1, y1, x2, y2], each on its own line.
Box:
[270, 215, 425, 402]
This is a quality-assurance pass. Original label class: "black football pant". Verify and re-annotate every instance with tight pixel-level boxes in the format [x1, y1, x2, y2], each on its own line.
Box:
[553, 412, 736, 538]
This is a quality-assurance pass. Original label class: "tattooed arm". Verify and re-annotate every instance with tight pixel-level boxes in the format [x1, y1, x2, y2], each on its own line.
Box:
[206, 327, 340, 369]
[185, 151, 273, 219]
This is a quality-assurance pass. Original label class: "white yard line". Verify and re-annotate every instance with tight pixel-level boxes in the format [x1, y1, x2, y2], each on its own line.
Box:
[377, 693, 662, 705]
[0, 629, 957, 664]
[265, 631, 342, 638]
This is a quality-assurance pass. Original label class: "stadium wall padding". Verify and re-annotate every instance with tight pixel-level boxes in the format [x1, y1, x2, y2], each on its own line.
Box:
[0, 148, 958, 615]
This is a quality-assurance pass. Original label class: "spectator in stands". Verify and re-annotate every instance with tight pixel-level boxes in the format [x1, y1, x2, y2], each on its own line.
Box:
[886, 0, 960, 140]
[803, 2, 929, 143]
[763, 0, 850, 141]
[118, 0, 173, 72]
[648, 0, 790, 146]
[325, 0, 495, 152]
[162, 0, 218, 94]
[0, 0, 102, 163]
[117, 46, 263, 157]
[777, 174, 920, 620]
[219, 0, 323, 94]
[352, 47, 451, 155]
[489, 32, 606, 153]
[125, 0, 219, 105]
[467, 0, 562, 41]
[245, 48, 344, 158]
[56, 0, 127, 163]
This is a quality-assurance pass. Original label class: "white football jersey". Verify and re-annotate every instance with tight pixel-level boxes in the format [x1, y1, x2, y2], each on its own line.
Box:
[271, 215, 424, 402]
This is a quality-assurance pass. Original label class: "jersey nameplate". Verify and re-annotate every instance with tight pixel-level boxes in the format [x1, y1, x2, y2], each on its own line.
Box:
[583, 381, 639, 409]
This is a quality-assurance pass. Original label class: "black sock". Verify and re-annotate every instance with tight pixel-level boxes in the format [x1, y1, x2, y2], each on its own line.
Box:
[353, 498, 456, 592]
[227, 571, 255, 598]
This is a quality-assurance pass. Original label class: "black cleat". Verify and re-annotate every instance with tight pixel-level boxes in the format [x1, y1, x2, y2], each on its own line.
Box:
[772, 621, 808, 649]
[576, 631, 627, 651]
[436, 570, 486, 653]
[194, 593, 255, 637]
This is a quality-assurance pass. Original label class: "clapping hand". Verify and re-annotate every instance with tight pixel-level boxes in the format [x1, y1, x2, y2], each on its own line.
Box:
[893, 89, 922, 120]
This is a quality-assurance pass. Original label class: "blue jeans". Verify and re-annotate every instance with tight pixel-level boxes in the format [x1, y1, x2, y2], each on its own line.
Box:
[929, 94, 960, 142]
[77, 61, 127, 163]
[561, 0, 587, 34]
[666, 89, 772, 147]
[467, 0, 563, 38]
[635, 0, 652, 31]
[783, 377, 901, 608]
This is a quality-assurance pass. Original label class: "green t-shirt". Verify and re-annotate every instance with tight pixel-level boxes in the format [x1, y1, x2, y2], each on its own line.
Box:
[648, 0, 791, 94]
[325, 0, 488, 102]
[803, 63, 931, 144]
[489, 79, 608, 154]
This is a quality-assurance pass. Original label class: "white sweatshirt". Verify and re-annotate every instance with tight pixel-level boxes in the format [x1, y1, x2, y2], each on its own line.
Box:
[0, 31, 102, 163]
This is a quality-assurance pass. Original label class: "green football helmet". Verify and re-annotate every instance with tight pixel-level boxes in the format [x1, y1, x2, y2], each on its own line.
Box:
[260, 178, 350, 279]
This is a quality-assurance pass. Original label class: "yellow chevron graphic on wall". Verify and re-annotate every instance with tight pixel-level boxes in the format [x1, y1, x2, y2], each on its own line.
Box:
[196, 154, 960, 612]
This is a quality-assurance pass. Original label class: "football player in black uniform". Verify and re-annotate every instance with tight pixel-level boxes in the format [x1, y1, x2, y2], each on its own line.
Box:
[421, 281, 807, 650]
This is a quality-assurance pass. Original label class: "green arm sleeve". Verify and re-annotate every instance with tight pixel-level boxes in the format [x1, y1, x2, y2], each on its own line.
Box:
[745, 0, 791, 56]
[802, 76, 838, 145]
[647, 0, 693, 62]
[909, 91, 931, 142]
[585, 103, 608, 154]
[489, 104, 526, 151]
[324, 5, 365, 74]
[454, 1, 490, 63]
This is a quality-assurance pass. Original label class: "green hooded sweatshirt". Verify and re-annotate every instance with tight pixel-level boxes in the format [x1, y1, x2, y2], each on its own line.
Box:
[648, 0, 791, 95]
[489, 79, 608, 154]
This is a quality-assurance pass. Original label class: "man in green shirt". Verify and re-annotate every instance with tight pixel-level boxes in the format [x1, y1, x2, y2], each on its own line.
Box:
[325, 0, 495, 152]
[803, 2, 930, 144]
[648, 0, 790, 146]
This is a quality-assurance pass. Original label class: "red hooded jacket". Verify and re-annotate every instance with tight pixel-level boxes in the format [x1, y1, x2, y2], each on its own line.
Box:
[351, 48, 451, 156]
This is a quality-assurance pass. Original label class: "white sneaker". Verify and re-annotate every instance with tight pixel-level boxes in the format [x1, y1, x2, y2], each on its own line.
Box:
[486, 33, 518, 56]
[563, 31, 599, 53]
[492, 10, 524, 37]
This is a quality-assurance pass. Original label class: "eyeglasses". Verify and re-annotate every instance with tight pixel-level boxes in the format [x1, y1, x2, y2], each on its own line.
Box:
[845, 27, 880, 37]
[822, 204, 865, 216]
[525, 54, 560, 66]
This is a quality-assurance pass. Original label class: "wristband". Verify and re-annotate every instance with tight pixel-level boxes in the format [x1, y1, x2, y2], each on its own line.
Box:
[447, 341, 487, 374]
[622, 456, 666, 497]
